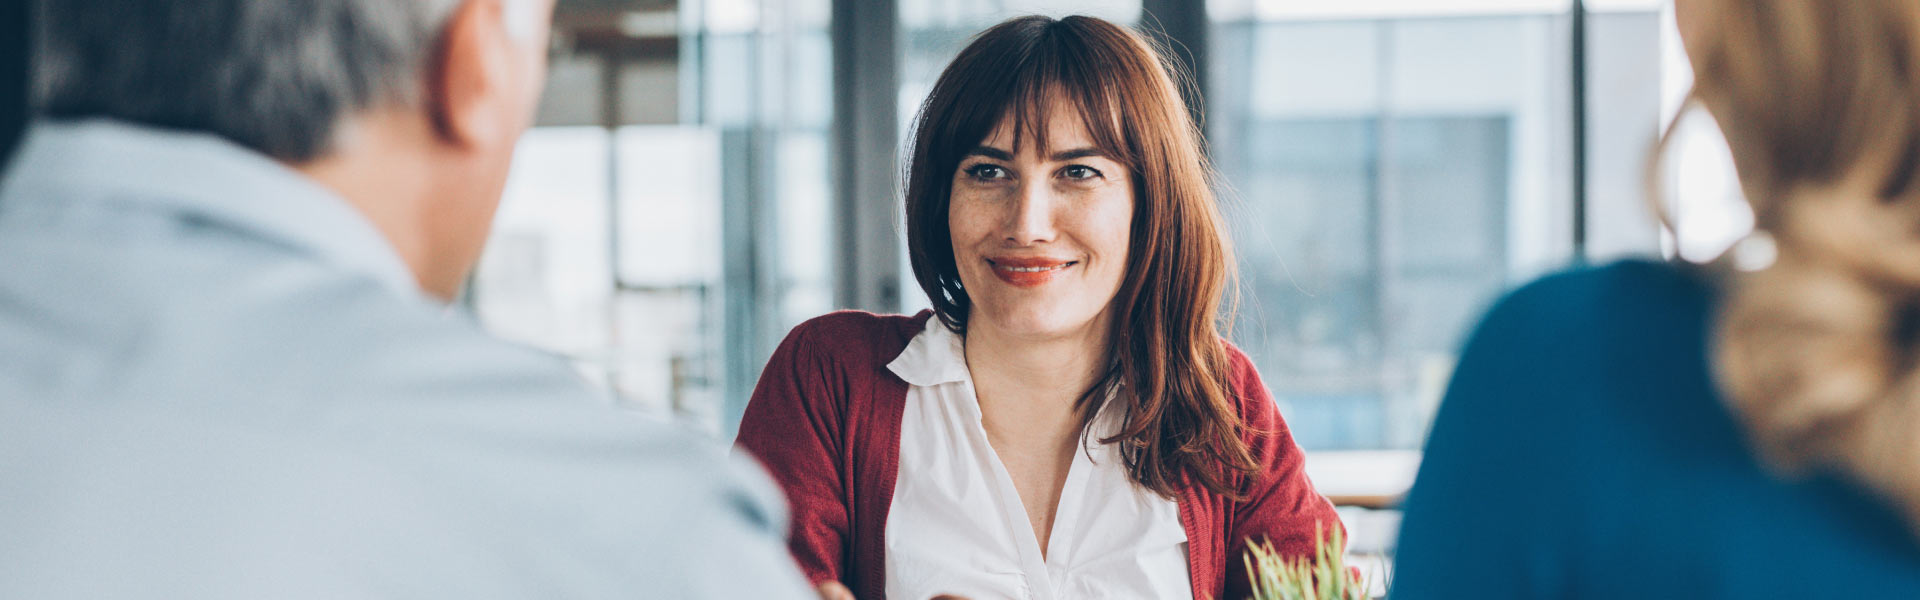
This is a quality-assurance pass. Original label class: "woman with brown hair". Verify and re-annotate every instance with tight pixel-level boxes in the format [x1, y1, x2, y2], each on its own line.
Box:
[734, 14, 1340, 600]
[1393, 0, 1920, 596]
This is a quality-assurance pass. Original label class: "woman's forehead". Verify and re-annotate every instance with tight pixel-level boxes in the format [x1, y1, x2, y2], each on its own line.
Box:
[972, 91, 1124, 156]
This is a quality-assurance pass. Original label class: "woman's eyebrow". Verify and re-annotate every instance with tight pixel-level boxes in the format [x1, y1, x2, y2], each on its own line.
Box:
[964, 146, 1014, 160]
[963, 146, 1107, 161]
[1049, 147, 1106, 161]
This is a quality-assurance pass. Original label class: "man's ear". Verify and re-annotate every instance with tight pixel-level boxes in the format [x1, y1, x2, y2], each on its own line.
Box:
[426, 0, 515, 149]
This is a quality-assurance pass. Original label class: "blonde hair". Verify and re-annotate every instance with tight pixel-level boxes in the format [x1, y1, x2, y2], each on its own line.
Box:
[1669, 0, 1920, 531]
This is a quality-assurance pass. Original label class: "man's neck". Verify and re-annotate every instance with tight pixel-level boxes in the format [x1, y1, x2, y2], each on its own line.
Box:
[290, 111, 444, 299]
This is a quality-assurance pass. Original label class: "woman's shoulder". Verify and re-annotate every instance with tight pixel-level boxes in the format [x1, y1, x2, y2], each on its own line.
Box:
[743, 310, 933, 436]
[1217, 340, 1261, 396]
[1465, 259, 1714, 359]
[788, 309, 931, 340]
[1216, 339, 1286, 427]
[777, 309, 935, 370]
[1448, 258, 1719, 421]
[1495, 258, 1713, 329]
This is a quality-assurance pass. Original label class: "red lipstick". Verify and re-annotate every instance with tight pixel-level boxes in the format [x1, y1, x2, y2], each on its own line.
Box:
[988, 257, 1076, 288]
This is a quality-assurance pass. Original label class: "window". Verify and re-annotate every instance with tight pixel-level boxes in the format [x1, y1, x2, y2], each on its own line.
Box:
[470, 0, 833, 436]
[1210, 1, 1667, 450]
[470, 0, 1677, 451]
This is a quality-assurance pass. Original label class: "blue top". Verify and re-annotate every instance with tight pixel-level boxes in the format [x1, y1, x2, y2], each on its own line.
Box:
[0, 120, 811, 599]
[1393, 260, 1920, 598]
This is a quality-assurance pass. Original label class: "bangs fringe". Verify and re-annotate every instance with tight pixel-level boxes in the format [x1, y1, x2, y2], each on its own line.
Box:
[980, 24, 1139, 170]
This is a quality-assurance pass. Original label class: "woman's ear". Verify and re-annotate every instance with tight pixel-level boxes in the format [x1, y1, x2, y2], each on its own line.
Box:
[424, 0, 518, 150]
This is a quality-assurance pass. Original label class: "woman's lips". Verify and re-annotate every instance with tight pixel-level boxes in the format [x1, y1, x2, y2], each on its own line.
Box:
[988, 257, 1077, 287]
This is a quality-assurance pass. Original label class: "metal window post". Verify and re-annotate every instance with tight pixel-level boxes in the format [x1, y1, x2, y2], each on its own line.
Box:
[831, 0, 902, 313]
[1141, 0, 1209, 138]
[1572, 0, 1590, 260]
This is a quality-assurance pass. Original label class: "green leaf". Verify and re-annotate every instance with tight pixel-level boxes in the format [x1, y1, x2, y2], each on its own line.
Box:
[1242, 520, 1373, 600]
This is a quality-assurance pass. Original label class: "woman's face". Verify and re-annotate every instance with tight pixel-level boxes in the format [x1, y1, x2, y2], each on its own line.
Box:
[949, 97, 1134, 341]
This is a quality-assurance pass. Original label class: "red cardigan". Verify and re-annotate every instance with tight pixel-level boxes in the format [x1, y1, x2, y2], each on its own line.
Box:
[734, 311, 1340, 600]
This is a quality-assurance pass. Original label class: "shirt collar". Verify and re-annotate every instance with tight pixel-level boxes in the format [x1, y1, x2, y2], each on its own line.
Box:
[0, 119, 420, 298]
[887, 314, 972, 387]
[888, 314, 1130, 439]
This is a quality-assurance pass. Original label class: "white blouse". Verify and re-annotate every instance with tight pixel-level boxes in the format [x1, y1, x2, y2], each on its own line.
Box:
[883, 317, 1194, 600]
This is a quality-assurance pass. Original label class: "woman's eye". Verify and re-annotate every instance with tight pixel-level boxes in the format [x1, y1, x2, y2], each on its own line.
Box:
[1061, 165, 1102, 180]
[965, 164, 1010, 181]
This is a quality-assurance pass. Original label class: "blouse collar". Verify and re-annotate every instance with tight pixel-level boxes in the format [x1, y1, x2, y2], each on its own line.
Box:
[886, 314, 971, 387]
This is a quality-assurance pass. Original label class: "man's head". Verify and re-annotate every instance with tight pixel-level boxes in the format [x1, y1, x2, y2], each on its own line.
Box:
[1, 0, 24, 168]
[33, 0, 557, 299]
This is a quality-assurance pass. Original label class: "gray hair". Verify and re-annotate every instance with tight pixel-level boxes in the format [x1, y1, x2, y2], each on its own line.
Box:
[33, 0, 480, 162]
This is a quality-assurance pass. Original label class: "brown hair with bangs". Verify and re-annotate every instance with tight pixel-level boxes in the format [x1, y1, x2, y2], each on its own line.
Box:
[903, 15, 1259, 500]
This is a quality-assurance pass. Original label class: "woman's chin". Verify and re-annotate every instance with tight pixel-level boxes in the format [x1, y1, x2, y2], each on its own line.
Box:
[975, 305, 1103, 340]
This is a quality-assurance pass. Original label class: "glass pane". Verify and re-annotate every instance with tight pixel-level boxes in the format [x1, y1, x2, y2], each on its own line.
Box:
[696, 0, 836, 434]
[902, 0, 1139, 30]
[1583, 9, 1668, 261]
[1212, 13, 1577, 451]
[1210, 0, 1571, 21]
[473, 0, 835, 437]
[614, 127, 721, 287]
[778, 131, 835, 330]
[475, 127, 615, 361]
[1213, 3, 1668, 452]
[609, 126, 724, 422]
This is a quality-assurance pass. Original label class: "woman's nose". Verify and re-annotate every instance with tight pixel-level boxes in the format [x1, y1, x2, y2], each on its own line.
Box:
[1004, 179, 1058, 245]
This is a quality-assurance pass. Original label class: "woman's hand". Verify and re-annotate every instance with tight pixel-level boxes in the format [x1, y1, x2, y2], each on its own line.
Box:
[816, 581, 855, 600]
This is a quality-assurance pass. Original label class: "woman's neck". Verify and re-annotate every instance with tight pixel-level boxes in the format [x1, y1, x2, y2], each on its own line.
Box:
[961, 313, 1111, 414]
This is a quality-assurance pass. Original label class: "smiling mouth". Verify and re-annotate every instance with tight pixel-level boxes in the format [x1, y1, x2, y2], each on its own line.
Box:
[987, 258, 1078, 287]
[997, 263, 1075, 273]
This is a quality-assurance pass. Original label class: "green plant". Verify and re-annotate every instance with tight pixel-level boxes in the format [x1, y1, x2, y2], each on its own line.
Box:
[1243, 522, 1372, 600]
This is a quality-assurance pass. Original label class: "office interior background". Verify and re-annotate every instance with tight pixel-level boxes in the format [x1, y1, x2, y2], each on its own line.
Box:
[467, 0, 1742, 567]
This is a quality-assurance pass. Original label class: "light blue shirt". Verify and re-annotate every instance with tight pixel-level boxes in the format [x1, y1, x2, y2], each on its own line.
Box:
[0, 120, 811, 599]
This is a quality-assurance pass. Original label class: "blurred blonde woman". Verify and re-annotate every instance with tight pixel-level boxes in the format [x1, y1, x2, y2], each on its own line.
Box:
[1394, 0, 1920, 596]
